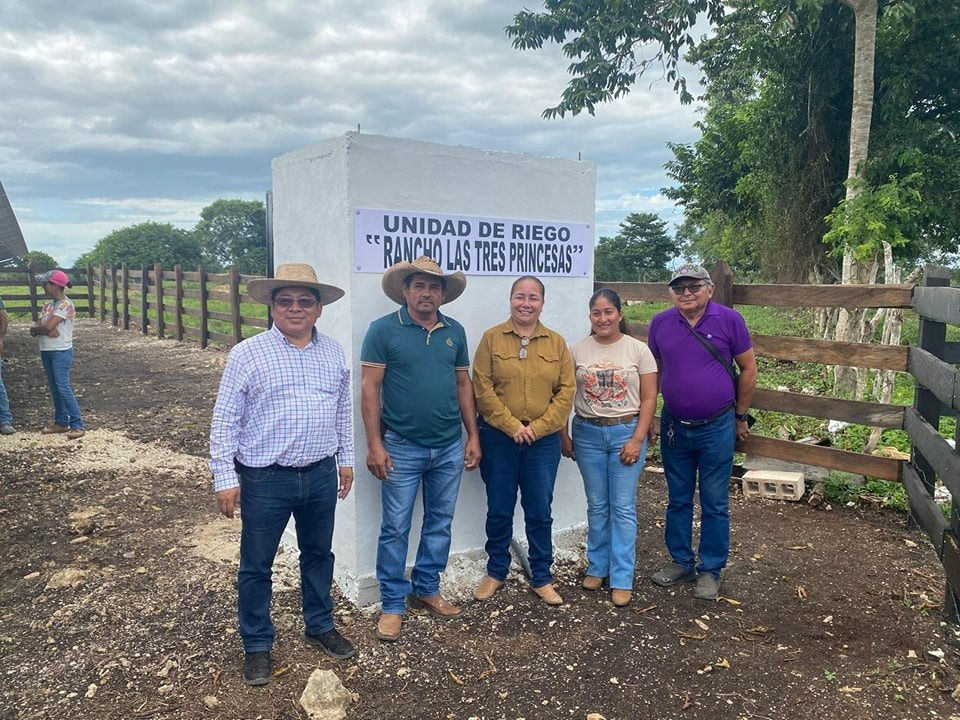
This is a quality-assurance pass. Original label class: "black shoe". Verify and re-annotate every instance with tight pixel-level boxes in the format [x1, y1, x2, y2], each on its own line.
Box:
[303, 628, 357, 660]
[242, 651, 271, 686]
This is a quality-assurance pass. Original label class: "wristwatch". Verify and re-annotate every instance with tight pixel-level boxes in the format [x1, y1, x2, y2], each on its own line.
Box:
[735, 412, 749, 422]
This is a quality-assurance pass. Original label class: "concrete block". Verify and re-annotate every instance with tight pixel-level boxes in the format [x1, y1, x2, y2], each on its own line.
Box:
[742, 470, 805, 501]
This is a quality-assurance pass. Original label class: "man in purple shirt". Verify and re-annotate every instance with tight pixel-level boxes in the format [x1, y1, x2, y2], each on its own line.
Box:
[210, 264, 356, 686]
[647, 265, 757, 600]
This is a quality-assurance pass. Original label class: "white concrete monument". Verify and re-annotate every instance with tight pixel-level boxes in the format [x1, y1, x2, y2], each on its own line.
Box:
[271, 132, 597, 607]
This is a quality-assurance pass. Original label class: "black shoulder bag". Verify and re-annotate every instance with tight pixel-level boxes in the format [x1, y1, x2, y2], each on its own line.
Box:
[688, 328, 755, 427]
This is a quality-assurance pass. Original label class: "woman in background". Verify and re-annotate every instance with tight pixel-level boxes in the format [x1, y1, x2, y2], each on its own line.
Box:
[561, 289, 657, 606]
[30, 270, 85, 439]
[473, 276, 575, 605]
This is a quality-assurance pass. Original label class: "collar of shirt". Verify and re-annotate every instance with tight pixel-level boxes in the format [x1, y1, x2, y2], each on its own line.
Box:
[672, 299, 718, 326]
[396, 303, 450, 328]
[495, 318, 548, 339]
[268, 322, 319, 347]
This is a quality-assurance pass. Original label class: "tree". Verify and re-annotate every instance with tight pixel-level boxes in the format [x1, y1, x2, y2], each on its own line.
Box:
[506, 0, 725, 117]
[664, 1, 855, 282]
[195, 199, 267, 275]
[16, 251, 59, 271]
[594, 213, 679, 281]
[75, 222, 203, 270]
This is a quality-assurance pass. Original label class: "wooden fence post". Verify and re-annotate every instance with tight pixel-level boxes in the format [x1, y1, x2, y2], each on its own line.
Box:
[154, 263, 165, 339]
[98, 264, 106, 322]
[198, 265, 209, 349]
[140, 265, 149, 336]
[121, 264, 130, 331]
[85, 264, 95, 318]
[110, 266, 118, 327]
[229, 266, 242, 345]
[28, 272, 39, 321]
[913, 265, 954, 617]
[174, 265, 184, 342]
[709, 261, 735, 307]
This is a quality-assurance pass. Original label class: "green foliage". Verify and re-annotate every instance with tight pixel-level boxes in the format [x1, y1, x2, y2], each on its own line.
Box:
[821, 474, 908, 512]
[665, 1, 960, 280]
[594, 213, 679, 281]
[823, 173, 922, 261]
[16, 251, 58, 271]
[195, 199, 267, 275]
[76, 222, 203, 270]
[505, 0, 725, 117]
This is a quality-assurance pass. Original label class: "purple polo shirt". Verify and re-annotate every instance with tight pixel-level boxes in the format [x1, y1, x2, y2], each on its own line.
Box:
[648, 301, 752, 420]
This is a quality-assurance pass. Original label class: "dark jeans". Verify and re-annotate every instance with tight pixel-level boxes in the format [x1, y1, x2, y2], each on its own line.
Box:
[478, 417, 561, 587]
[237, 457, 337, 652]
[660, 407, 735, 577]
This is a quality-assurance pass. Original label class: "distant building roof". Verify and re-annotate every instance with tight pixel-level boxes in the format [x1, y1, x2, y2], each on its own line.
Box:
[0, 180, 28, 267]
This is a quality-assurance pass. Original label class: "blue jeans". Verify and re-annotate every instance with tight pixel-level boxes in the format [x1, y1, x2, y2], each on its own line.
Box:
[660, 407, 736, 577]
[0, 357, 11, 424]
[572, 416, 646, 590]
[478, 417, 561, 588]
[237, 457, 338, 652]
[376, 431, 463, 614]
[40, 349, 83, 429]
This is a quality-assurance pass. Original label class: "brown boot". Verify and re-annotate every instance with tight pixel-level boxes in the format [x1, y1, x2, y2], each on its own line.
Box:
[474, 576, 505, 601]
[611, 589, 633, 607]
[376, 613, 402, 642]
[581, 575, 605, 591]
[407, 594, 463, 619]
[532, 583, 563, 606]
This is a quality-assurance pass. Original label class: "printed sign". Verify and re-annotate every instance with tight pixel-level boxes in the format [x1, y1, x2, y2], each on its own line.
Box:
[354, 209, 591, 277]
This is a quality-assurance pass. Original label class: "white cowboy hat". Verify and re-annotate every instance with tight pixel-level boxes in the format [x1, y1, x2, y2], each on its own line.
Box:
[246, 263, 345, 305]
[381, 255, 466, 306]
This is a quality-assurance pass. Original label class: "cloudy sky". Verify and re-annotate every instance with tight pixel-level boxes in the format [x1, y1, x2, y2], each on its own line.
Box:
[1, 0, 703, 267]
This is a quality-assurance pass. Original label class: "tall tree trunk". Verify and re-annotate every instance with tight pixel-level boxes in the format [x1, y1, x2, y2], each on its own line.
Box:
[833, 0, 879, 393]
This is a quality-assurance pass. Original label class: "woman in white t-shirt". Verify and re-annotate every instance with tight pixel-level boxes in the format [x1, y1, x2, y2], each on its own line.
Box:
[561, 289, 657, 607]
[30, 270, 85, 439]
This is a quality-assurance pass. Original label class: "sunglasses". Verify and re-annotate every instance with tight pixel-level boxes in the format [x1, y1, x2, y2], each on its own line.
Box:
[273, 296, 319, 309]
[670, 283, 707, 295]
[519, 336, 530, 360]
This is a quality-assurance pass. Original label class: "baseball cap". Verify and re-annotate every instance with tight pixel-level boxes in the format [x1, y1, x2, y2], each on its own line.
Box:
[37, 270, 72, 288]
[669, 264, 711, 285]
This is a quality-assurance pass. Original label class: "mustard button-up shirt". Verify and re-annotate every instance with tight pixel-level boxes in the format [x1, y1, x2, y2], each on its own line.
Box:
[472, 319, 575, 439]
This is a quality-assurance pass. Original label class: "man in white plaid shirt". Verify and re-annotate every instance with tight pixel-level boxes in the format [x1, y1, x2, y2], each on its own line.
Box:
[210, 264, 355, 686]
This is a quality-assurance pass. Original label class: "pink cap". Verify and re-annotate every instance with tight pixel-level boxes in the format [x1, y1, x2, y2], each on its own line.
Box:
[39, 270, 71, 287]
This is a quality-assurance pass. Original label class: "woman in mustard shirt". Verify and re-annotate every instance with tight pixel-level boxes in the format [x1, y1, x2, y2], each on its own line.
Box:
[472, 276, 575, 605]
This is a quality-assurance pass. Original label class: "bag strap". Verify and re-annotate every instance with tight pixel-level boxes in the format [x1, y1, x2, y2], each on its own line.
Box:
[688, 327, 738, 384]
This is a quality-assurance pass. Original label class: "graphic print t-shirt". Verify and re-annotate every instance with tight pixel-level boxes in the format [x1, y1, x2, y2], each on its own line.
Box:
[570, 335, 657, 418]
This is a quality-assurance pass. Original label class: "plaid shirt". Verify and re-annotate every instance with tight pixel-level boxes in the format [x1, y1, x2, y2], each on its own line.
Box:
[209, 325, 354, 492]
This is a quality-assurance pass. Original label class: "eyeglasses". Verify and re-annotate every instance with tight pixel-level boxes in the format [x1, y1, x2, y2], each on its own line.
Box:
[273, 296, 319, 309]
[670, 283, 707, 295]
[519, 336, 530, 360]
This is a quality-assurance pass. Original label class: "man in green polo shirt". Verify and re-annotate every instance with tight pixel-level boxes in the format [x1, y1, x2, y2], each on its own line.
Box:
[360, 256, 481, 642]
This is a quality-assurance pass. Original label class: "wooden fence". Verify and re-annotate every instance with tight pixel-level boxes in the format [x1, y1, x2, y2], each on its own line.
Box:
[601, 262, 960, 620]
[89, 264, 268, 347]
[0, 266, 96, 318]
[0, 264, 267, 347]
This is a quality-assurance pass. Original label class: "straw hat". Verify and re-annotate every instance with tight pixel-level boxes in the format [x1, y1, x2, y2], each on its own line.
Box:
[246, 263, 345, 305]
[381, 256, 466, 306]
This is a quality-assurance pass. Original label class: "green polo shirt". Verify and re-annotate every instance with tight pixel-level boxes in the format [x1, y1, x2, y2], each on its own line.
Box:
[360, 305, 470, 448]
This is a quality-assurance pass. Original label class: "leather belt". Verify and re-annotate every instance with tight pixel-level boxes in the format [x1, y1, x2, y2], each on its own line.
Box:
[676, 404, 733, 427]
[576, 414, 638, 427]
[236, 458, 327, 473]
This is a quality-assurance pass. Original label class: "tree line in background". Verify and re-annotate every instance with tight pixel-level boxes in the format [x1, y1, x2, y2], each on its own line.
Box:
[16, 199, 267, 275]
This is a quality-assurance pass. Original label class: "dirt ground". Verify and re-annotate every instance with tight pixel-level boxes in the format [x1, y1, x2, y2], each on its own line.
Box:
[1, 319, 959, 720]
